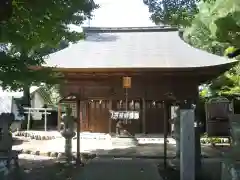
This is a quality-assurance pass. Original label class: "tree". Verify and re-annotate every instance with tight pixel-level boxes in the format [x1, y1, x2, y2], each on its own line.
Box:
[0, 0, 98, 90]
[144, 0, 200, 27]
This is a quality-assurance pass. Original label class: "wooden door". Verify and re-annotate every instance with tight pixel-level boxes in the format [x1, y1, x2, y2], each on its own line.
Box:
[80, 101, 89, 131]
[145, 100, 165, 134]
[88, 99, 110, 133]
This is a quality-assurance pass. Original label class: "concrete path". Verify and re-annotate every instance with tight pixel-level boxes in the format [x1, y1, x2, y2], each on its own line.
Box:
[78, 158, 163, 180]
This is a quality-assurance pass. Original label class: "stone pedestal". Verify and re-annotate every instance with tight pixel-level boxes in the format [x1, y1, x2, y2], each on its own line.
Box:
[0, 113, 15, 178]
[60, 107, 76, 163]
[62, 130, 76, 162]
[221, 114, 240, 180]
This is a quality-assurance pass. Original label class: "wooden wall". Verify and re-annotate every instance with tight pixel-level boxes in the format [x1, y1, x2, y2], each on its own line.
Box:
[60, 73, 199, 134]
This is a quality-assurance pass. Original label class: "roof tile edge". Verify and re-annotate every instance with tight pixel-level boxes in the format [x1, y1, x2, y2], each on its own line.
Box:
[82, 26, 178, 33]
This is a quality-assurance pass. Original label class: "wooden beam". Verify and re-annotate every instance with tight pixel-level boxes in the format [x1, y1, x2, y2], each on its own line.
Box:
[58, 104, 61, 131]
[142, 98, 146, 134]
[108, 100, 112, 134]
[163, 101, 168, 168]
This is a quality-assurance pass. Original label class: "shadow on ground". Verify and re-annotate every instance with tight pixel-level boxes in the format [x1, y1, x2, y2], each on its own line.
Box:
[90, 144, 228, 159]
[13, 137, 27, 146]
[7, 158, 84, 180]
[7, 145, 229, 180]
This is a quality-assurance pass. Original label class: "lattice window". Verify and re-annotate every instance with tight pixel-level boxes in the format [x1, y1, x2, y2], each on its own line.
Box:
[95, 101, 100, 109]
[135, 101, 140, 110]
[68, 102, 77, 117]
[101, 100, 108, 109]
[146, 100, 163, 109]
[89, 101, 95, 109]
[156, 102, 163, 108]
[80, 101, 87, 119]
[129, 101, 134, 110]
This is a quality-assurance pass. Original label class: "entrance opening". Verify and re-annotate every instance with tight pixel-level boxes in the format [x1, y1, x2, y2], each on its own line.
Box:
[111, 99, 142, 135]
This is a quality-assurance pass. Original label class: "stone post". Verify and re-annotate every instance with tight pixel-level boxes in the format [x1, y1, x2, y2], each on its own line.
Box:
[180, 109, 195, 180]
[0, 113, 15, 178]
[221, 114, 240, 180]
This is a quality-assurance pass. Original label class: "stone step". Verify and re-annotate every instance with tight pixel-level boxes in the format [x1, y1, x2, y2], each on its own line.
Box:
[111, 137, 139, 147]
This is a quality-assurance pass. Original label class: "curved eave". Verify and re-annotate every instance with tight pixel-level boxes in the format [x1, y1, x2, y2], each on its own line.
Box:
[48, 60, 237, 74]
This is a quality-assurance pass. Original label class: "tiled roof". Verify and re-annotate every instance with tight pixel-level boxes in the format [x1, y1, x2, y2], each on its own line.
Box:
[44, 26, 236, 69]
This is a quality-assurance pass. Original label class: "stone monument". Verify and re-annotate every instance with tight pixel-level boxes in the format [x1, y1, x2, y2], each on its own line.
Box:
[0, 113, 18, 177]
[60, 107, 76, 163]
[221, 114, 240, 180]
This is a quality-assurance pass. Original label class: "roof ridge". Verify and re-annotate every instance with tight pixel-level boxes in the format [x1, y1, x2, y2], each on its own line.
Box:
[82, 26, 178, 33]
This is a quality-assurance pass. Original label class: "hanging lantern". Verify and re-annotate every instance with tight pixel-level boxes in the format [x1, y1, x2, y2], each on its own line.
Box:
[123, 77, 131, 88]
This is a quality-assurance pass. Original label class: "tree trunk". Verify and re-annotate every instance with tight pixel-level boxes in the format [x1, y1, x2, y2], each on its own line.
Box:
[21, 85, 31, 129]
[23, 85, 31, 106]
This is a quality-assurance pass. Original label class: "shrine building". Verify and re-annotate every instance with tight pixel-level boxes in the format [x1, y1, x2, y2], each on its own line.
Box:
[44, 26, 237, 134]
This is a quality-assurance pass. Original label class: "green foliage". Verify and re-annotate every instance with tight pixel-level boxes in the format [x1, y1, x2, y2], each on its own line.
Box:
[146, 0, 240, 97]
[0, 0, 98, 90]
[144, 0, 200, 27]
[224, 47, 240, 58]
[207, 0, 240, 47]
[42, 84, 62, 105]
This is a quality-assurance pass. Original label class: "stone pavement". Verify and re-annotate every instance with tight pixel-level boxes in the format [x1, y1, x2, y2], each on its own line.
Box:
[78, 157, 163, 180]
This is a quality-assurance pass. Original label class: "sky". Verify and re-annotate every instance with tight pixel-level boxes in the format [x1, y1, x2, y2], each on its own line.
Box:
[69, 0, 155, 31]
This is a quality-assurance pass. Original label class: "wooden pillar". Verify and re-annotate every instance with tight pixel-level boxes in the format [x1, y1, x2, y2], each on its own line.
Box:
[44, 109, 47, 131]
[76, 98, 81, 165]
[58, 103, 61, 131]
[108, 100, 112, 134]
[163, 101, 168, 169]
[142, 98, 146, 134]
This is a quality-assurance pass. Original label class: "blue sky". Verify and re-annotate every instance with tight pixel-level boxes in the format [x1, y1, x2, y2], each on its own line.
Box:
[69, 0, 155, 31]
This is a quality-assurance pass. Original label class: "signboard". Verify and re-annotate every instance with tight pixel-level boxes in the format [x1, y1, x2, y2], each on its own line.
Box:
[205, 97, 232, 136]
[109, 110, 139, 120]
[123, 77, 131, 88]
